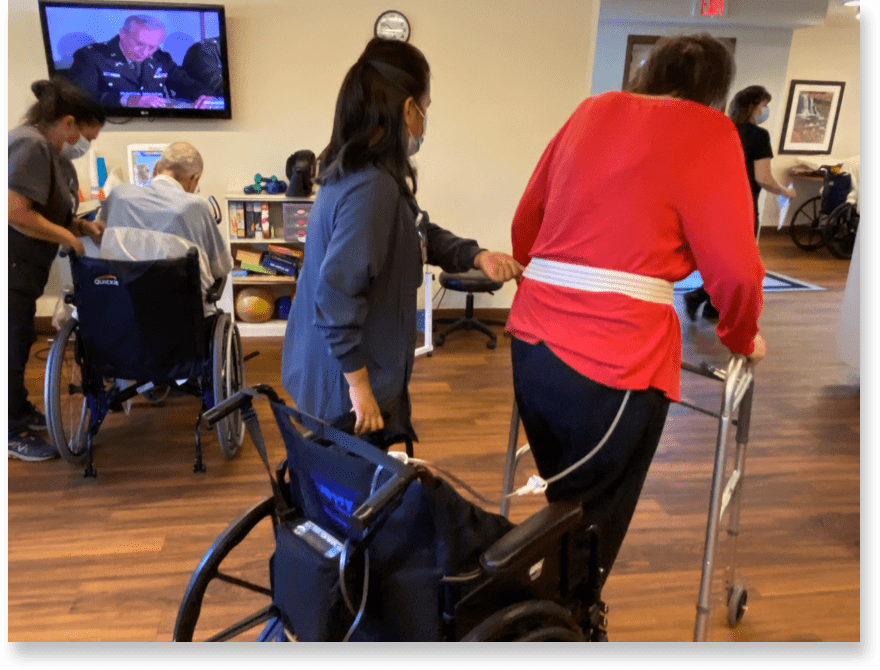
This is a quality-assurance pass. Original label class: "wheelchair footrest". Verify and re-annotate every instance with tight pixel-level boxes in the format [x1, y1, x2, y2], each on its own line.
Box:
[480, 499, 583, 574]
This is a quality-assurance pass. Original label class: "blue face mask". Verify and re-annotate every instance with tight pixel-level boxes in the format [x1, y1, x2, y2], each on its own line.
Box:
[756, 107, 769, 125]
[407, 104, 427, 156]
[62, 134, 91, 160]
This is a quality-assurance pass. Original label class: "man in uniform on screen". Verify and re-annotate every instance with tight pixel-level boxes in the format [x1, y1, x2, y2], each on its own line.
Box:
[66, 15, 218, 108]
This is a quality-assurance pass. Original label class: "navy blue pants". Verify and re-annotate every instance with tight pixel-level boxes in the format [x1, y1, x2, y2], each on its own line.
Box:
[511, 337, 670, 581]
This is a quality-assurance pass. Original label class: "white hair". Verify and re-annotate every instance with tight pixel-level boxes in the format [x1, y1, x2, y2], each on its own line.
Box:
[154, 142, 204, 182]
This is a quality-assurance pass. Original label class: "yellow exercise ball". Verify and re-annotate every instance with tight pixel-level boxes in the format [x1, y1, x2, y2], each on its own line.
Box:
[235, 287, 275, 323]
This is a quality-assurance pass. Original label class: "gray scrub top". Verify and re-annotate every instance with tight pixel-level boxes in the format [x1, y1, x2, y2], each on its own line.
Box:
[8, 124, 79, 288]
[282, 165, 483, 443]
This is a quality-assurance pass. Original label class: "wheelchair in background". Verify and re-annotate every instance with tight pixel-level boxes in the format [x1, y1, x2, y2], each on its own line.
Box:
[789, 167, 859, 258]
[44, 247, 246, 477]
[173, 386, 610, 642]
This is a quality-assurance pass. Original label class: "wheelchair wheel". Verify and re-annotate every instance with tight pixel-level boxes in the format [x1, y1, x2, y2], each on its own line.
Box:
[44, 318, 90, 464]
[460, 600, 586, 642]
[174, 496, 276, 641]
[822, 202, 859, 260]
[212, 314, 246, 459]
[789, 195, 826, 251]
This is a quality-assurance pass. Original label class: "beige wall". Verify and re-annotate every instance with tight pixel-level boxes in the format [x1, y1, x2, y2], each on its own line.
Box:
[7, 0, 600, 314]
[7, 0, 861, 313]
[781, 24, 861, 163]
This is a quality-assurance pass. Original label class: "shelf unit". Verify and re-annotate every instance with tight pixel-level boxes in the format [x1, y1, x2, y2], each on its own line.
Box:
[220, 193, 434, 355]
[222, 194, 313, 337]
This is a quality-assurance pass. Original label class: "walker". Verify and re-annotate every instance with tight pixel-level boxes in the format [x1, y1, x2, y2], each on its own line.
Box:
[500, 354, 755, 641]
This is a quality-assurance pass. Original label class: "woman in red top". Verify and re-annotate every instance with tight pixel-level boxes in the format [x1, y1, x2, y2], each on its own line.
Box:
[506, 34, 767, 589]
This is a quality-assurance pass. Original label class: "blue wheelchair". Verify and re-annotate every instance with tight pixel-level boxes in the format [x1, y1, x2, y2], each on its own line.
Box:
[43, 247, 246, 477]
[173, 385, 610, 642]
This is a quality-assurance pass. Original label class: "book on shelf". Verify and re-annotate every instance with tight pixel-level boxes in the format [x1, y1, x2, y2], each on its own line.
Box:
[261, 252, 298, 277]
[267, 244, 303, 259]
[260, 201, 270, 239]
[235, 249, 263, 265]
[236, 202, 246, 237]
[240, 261, 277, 275]
[244, 202, 256, 238]
[229, 202, 240, 238]
[251, 202, 264, 239]
[231, 268, 248, 277]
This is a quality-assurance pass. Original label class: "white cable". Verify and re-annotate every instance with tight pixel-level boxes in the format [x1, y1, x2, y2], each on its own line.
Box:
[386, 451, 498, 506]
[506, 390, 632, 498]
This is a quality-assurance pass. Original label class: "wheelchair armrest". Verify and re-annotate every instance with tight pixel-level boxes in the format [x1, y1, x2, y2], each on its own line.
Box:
[206, 275, 227, 304]
[480, 498, 583, 574]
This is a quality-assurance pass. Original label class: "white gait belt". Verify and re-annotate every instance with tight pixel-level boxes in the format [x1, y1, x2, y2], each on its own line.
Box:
[523, 257, 674, 305]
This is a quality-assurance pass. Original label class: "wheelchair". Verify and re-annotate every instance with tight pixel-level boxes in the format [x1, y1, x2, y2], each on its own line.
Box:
[173, 386, 610, 642]
[44, 247, 246, 477]
[789, 167, 853, 252]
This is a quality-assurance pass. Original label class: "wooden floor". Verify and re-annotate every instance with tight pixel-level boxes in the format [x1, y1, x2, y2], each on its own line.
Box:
[7, 230, 860, 642]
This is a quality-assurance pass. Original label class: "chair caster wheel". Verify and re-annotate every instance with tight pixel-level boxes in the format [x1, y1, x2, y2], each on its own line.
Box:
[486, 340, 497, 350]
[727, 584, 748, 627]
[434, 335, 446, 347]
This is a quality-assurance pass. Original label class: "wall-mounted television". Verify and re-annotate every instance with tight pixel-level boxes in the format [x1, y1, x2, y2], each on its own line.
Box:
[38, 1, 232, 119]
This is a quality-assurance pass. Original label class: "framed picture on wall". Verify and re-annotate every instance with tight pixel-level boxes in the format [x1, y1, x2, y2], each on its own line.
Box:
[778, 80, 846, 155]
[622, 35, 736, 91]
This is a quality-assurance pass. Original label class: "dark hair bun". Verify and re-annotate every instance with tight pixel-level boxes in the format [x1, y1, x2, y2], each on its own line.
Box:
[31, 79, 55, 100]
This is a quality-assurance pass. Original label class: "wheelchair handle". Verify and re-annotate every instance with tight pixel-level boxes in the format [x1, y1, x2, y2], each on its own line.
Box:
[350, 466, 419, 534]
[59, 245, 78, 260]
[200, 384, 282, 429]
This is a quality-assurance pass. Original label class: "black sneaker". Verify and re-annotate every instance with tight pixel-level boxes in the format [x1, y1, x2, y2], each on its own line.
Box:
[8, 431, 59, 461]
[26, 404, 48, 432]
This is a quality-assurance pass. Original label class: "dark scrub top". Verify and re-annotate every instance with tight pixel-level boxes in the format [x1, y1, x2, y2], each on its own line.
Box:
[8, 124, 79, 294]
[736, 122, 774, 200]
[282, 166, 484, 444]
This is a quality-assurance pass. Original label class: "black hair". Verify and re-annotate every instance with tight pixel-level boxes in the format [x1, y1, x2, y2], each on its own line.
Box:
[628, 33, 735, 108]
[317, 37, 430, 199]
[25, 76, 106, 128]
[728, 85, 771, 125]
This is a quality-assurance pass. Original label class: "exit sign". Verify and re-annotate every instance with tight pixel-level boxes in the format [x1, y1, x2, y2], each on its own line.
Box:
[695, 0, 728, 17]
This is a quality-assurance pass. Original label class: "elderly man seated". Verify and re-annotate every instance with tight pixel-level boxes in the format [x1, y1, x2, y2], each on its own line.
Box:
[100, 141, 232, 315]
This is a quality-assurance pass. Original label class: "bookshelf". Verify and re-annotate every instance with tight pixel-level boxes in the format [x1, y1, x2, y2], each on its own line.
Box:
[220, 193, 434, 355]
[221, 193, 314, 337]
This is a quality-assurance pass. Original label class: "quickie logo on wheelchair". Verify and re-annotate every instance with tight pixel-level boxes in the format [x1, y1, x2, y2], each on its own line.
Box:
[94, 274, 120, 286]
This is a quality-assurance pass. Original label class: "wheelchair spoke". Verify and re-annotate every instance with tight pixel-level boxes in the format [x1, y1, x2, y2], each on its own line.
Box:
[214, 571, 273, 597]
[205, 605, 276, 642]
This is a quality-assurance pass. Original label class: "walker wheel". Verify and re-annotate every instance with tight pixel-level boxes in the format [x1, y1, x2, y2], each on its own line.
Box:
[727, 584, 748, 627]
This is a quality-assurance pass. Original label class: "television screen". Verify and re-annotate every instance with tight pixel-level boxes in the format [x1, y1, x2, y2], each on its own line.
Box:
[38, 1, 232, 119]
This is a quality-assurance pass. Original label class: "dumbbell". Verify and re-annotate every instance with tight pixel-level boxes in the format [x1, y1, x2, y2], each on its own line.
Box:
[244, 175, 288, 195]
[254, 174, 287, 194]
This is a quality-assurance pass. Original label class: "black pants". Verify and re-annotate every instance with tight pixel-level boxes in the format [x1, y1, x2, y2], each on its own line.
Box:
[511, 337, 669, 582]
[6, 235, 57, 435]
